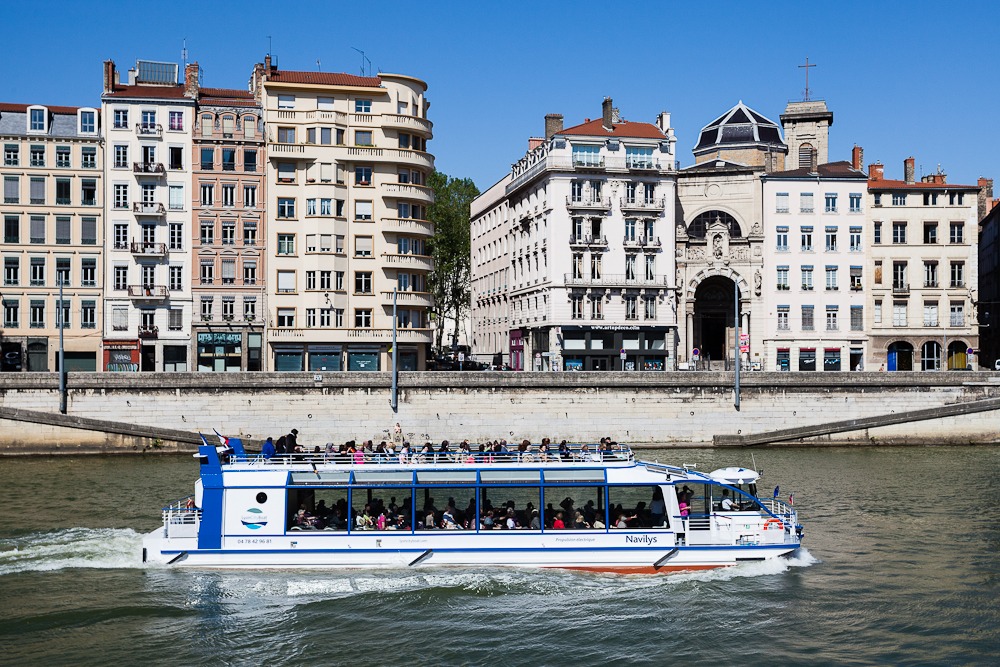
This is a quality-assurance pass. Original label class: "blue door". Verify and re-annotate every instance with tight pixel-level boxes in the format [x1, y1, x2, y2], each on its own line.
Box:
[887, 349, 897, 372]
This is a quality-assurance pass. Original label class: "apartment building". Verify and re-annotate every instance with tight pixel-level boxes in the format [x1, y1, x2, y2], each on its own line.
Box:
[471, 98, 678, 371]
[761, 158, 869, 371]
[251, 56, 434, 371]
[867, 158, 980, 370]
[1, 102, 103, 371]
[101, 59, 195, 371]
[190, 73, 266, 371]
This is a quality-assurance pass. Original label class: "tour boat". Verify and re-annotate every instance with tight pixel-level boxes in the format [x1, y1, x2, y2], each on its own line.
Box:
[142, 437, 803, 573]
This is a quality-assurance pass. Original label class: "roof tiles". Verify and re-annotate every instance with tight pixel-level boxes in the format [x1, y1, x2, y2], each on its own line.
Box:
[558, 118, 665, 139]
[265, 71, 382, 88]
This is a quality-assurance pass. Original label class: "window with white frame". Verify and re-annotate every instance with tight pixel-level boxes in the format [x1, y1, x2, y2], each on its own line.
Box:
[825, 266, 838, 290]
[801, 227, 813, 251]
[777, 266, 789, 290]
[776, 227, 788, 251]
[801, 266, 813, 290]
[590, 296, 603, 320]
[625, 295, 637, 320]
[777, 306, 789, 330]
[892, 302, 907, 326]
[849, 193, 862, 213]
[826, 306, 838, 330]
[776, 193, 789, 213]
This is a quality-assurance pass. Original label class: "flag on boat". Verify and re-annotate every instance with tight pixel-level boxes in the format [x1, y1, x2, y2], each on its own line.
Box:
[788, 493, 794, 505]
[773, 485, 779, 499]
[213, 429, 230, 448]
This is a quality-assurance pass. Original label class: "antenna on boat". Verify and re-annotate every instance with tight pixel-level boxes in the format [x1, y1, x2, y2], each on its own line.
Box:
[751, 452, 758, 472]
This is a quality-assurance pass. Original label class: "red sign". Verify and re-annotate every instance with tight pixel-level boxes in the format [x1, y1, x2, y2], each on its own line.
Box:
[103, 339, 139, 372]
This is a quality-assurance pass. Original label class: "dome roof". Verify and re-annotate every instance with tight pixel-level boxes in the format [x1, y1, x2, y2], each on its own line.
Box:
[694, 101, 785, 153]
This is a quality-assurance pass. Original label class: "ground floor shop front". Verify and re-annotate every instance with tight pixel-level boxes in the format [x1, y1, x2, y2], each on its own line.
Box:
[269, 343, 427, 372]
[511, 325, 677, 372]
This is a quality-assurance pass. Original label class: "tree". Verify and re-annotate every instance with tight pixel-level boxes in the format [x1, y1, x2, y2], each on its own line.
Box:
[427, 171, 479, 352]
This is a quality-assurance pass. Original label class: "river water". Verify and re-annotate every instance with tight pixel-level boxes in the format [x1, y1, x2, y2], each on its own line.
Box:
[1, 446, 998, 666]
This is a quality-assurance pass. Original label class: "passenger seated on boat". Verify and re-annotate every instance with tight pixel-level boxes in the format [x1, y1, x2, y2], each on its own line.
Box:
[573, 511, 590, 529]
[353, 446, 366, 465]
[558, 440, 571, 461]
[612, 512, 635, 529]
[529, 509, 541, 530]
[482, 509, 495, 530]
[518, 439, 535, 462]
[578, 444, 591, 461]
[552, 511, 566, 529]
[377, 511, 388, 530]
[294, 508, 321, 530]
[538, 441, 551, 462]
[261, 437, 276, 460]
[504, 508, 519, 529]
[583, 500, 597, 526]
[649, 489, 666, 527]
[442, 509, 460, 529]
[593, 516, 606, 529]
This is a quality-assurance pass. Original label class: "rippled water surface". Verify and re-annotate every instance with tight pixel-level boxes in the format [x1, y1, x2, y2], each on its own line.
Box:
[2, 447, 998, 666]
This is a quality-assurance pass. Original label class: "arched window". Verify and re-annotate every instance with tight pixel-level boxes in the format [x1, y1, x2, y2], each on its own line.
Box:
[687, 211, 742, 239]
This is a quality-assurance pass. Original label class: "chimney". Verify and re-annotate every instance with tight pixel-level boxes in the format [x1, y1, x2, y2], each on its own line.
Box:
[602, 97, 613, 131]
[184, 62, 200, 98]
[544, 113, 563, 140]
[904, 157, 915, 185]
[657, 111, 671, 133]
[103, 60, 116, 94]
[868, 162, 884, 181]
[527, 137, 544, 151]
[851, 145, 863, 171]
[978, 177, 994, 221]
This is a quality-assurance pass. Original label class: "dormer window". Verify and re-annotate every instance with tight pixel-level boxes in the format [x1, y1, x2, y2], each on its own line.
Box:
[78, 109, 97, 134]
[28, 106, 47, 133]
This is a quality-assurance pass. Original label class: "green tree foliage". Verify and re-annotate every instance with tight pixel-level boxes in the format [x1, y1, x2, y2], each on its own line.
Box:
[427, 171, 479, 351]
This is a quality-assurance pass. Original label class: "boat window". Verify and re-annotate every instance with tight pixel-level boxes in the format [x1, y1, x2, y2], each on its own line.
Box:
[349, 487, 413, 531]
[287, 487, 349, 532]
[480, 470, 542, 484]
[543, 485, 605, 530]
[290, 471, 350, 485]
[608, 485, 671, 529]
[675, 482, 710, 516]
[352, 471, 414, 485]
[417, 487, 477, 530]
[542, 469, 606, 483]
[481, 486, 541, 529]
[416, 471, 477, 484]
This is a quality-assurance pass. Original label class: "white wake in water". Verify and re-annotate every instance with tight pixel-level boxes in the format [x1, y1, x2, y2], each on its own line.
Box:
[0, 528, 145, 575]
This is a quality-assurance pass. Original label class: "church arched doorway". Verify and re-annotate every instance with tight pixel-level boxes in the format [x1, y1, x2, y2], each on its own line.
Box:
[693, 276, 740, 364]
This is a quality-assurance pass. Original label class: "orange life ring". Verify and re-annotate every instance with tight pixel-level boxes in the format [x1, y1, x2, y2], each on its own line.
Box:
[763, 518, 784, 530]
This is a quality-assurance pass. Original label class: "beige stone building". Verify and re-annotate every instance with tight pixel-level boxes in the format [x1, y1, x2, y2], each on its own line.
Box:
[251, 57, 434, 371]
[866, 158, 980, 370]
[1, 102, 103, 371]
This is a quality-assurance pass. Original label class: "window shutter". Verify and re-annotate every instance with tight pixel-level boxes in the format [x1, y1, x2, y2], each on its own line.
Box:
[277, 271, 295, 291]
[222, 260, 236, 280]
[56, 216, 71, 243]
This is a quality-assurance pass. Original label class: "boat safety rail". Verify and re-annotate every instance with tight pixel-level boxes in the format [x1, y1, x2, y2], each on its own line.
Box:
[241, 444, 635, 467]
[757, 497, 796, 516]
[161, 496, 201, 524]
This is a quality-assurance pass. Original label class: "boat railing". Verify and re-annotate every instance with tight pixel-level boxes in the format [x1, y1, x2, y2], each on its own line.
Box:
[758, 497, 796, 517]
[239, 444, 635, 467]
[162, 496, 201, 535]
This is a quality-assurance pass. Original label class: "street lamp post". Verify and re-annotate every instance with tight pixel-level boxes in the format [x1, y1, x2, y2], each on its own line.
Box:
[734, 280, 741, 411]
[58, 277, 66, 414]
[390, 288, 398, 413]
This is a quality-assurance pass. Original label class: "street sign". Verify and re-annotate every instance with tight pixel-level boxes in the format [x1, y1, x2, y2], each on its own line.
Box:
[692, 348, 700, 358]
[967, 348, 975, 355]
[619, 349, 627, 360]
[740, 345, 750, 353]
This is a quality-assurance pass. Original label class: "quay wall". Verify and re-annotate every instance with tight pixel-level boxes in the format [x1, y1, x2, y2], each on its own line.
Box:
[1, 372, 999, 453]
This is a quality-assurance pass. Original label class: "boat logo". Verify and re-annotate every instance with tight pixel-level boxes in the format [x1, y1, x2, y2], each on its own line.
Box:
[241, 507, 268, 530]
[625, 535, 657, 545]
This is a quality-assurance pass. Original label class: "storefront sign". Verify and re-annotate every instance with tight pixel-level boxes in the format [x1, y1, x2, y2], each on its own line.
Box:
[197, 332, 243, 345]
[103, 340, 139, 372]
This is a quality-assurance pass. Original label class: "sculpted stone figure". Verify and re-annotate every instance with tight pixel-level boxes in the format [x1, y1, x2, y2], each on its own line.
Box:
[713, 234, 723, 259]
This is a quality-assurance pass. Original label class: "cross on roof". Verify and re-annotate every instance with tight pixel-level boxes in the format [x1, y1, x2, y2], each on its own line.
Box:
[799, 57, 816, 101]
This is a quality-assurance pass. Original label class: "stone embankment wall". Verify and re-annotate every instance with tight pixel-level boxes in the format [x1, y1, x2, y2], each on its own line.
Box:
[1, 372, 998, 454]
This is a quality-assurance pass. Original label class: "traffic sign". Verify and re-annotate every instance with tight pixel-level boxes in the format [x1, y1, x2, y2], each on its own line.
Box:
[692, 348, 700, 358]
[619, 349, 627, 360]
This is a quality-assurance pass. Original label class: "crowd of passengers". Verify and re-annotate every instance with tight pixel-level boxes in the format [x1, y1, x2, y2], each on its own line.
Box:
[292, 487, 670, 532]
[265, 436, 630, 464]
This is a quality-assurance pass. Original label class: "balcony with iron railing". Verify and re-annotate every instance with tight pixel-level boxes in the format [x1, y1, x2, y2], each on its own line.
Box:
[566, 196, 611, 211]
[624, 235, 662, 249]
[138, 325, 159, 339]
[620, 197, 665, 212]
[892, 283, 910, 296]
[133, 202, 166, 216]
[563, 273, 671, 287]
[568, 234, 608, 248]
[136, 124, 163, 138]
[128, 285, 168, 300]
[130, 241, 166, 257]
[507, 155, 676, 196]
[133, 162, 165, 175]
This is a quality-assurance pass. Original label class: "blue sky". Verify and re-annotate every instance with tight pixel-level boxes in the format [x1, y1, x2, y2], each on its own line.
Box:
[4, 0, 997, 193]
